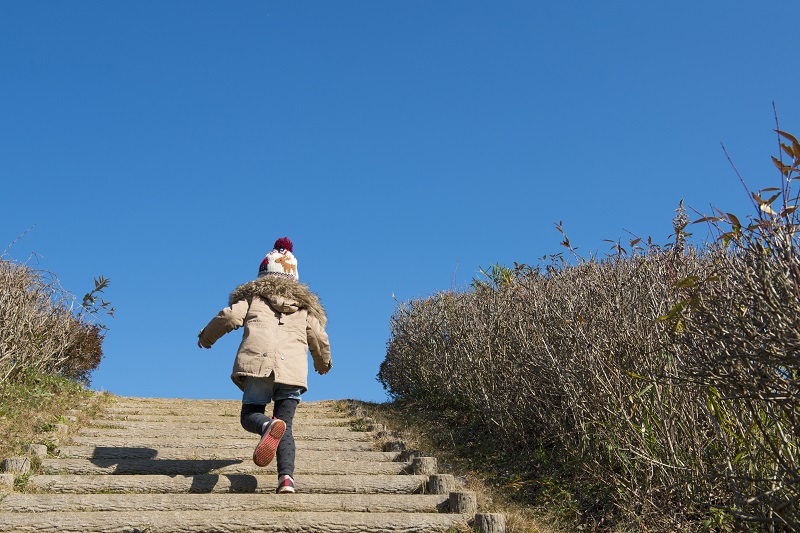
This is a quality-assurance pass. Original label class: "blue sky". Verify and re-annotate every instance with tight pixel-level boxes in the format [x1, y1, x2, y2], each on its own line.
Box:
[2, 2, 799, 403]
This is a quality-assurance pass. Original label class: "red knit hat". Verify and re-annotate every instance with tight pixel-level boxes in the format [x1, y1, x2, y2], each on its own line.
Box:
[258, 237, 299, 280]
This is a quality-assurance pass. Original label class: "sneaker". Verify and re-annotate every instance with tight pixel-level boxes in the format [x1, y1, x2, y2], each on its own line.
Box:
[276, 474, 295, 494]
[253, 417, 286, 467]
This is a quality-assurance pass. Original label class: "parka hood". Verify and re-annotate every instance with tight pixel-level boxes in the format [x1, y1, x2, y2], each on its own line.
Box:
[229, 275, 327, 327]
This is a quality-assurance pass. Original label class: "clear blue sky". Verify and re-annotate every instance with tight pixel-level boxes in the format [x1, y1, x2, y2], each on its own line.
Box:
[2, 2, 799, 402]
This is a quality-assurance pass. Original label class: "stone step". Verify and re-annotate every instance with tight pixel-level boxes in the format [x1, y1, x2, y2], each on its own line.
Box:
[0, 492, 448, 513]
[107, 399, 348, 412]
[86, 420, 354, 431]
[27, 473, 427, 494]
[94, 414, 351, 425]
[100, 404, 350, 414]
[0, 493, 448, 513]
[68, 436, 380, 451]
[111, 396, 331, 402]
[0, 510, 466, 533]
[98, 410, 351, 419]
[40, 458, 408, 476]
[110, 397, 345, 405]
[98, 409, 349, 421]
[77, 426, 375, 441]
[1, 397, 476, 533]
[57, 446, 400, 462]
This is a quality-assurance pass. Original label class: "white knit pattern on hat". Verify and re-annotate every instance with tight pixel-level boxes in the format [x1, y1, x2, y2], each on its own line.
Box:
[258, 249, 299, 281]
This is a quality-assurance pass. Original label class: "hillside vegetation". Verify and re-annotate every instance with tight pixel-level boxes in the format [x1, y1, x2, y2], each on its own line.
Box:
[379, 132, 800, 532]
[0, 251, 113, 460]
[0, 254, 111, 386]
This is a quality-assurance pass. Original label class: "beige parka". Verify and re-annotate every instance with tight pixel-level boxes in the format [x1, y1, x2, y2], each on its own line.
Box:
[198, 275, 331, 393]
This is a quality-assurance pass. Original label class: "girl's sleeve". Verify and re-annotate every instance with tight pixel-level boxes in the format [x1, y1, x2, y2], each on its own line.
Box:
[306, 314, 332, 372]
[197, 299, 250, 348]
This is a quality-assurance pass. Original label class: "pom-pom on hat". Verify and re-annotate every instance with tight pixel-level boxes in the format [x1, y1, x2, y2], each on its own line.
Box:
[258, 237, 299, 281]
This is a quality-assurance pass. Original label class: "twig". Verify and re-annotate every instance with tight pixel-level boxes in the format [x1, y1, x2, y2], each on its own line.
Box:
[721, 143, 759, 216]
[2, 225, 36, 258]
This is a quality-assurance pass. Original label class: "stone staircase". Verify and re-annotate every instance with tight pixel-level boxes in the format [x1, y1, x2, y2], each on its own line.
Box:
[0, 396, 501, 532]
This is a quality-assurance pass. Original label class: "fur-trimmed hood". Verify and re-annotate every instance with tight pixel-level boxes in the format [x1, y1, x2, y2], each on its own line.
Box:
[229, 275, 327, 327]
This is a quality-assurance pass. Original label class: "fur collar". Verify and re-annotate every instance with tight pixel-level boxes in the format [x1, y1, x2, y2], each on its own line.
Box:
[229, 275, 327, 326]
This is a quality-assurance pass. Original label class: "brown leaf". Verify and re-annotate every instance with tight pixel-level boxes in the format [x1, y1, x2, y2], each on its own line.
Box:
[772, 156, 790, 176]
[776, 129, 800, 145]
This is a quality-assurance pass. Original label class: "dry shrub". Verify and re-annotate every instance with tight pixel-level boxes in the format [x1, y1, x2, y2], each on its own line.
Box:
[379, 133, 800, 531]
[61, 323, 105, 385]
[669, 130, 800, 530]
[0, 258, 109, 386]
[380, 241, 720, 530]
[674, 228, 799, 530]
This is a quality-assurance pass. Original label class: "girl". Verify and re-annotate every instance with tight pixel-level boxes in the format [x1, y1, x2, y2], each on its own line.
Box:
[198, 237, 332, 493]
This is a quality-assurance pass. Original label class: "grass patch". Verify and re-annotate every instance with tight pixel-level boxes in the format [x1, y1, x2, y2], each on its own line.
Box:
[359, 399, 581, 533]
[13, 471, 31, 492]
[350, 418, 370, 432]
[0, 368, 109, 460]
[331, 400, 349, 412]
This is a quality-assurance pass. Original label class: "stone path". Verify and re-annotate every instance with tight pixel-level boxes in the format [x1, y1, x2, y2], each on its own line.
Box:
[0, 397, 482, 532]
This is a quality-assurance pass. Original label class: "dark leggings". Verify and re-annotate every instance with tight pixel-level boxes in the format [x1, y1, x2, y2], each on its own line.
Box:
[240, 399, 298, 478]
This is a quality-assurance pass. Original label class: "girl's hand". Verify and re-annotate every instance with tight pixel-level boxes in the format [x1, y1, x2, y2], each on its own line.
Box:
[314, 361, 332, 375]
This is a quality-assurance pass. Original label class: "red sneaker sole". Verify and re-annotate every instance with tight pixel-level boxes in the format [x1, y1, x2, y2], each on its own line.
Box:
[253, 419, 286, 467]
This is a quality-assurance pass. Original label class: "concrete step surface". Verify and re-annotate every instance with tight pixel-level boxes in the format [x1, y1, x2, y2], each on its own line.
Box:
[40, 457, 408, 476]
[88, 420, 353, 430]
[105, 399, 347, 413]
[108, 397, 342, 405]
[28, 473, 428, 494]
[94, 414, 351, 426]
[77, 426, 375, 441]
[100, 405, 351, 416]
[68, 435, 381, 451]
[0, 510, 466, 533]
[0, 492, 449, 513]
[1, 397, 475, 532]
[57, 446, 400, 462]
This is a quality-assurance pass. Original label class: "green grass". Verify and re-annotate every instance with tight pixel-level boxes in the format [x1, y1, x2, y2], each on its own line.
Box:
[0, 368, 108, 461]
[349, 418, 370, 432]
[362, 399, 582, 533]
[13, 471, 31, 492]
